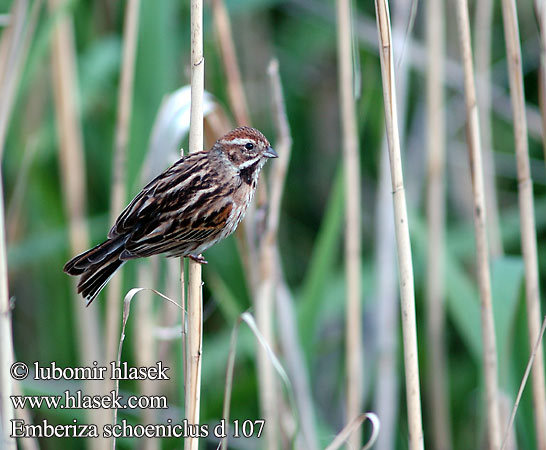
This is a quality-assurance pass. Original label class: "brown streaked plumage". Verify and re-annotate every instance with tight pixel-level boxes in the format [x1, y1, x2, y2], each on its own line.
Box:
[64, 126, 277, 305]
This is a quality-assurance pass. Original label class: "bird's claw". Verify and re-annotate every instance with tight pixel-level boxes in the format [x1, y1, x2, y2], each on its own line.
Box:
[189, 254, 208, 264]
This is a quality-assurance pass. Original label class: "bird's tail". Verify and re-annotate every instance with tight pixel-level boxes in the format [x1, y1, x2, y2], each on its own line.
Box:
[64, 237, 126, 305]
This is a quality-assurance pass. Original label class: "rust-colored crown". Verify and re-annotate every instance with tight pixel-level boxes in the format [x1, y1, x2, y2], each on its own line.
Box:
[217, 126, 270, 148]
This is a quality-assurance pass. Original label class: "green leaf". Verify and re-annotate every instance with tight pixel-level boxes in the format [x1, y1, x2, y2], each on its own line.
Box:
[445, 256, 483, 360]
[297, 163, 344, 351]
[491, 256, 524, 383]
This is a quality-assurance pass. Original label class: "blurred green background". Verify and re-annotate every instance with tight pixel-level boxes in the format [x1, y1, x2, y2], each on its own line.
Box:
[2, 0, 546, 448]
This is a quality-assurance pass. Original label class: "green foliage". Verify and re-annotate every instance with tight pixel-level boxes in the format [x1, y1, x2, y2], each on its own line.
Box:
[3, 0, 546, 448]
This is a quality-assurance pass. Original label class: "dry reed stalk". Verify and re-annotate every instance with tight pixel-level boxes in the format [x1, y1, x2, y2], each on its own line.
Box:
[501, 316, 546, 450]
[184, 0, 204, 446]
[255, 275, 278, 450]
[184, 262, 202, 450]
[220, 320, 239, 450]
[373, 147, 398, 450]
[475, 0, 503, 257]
[0, 173, 15, 450]
[373, 0, 423, 448]
[453, 0, 502, 447]
[276, 277, 319, 450]
[11, 378, 39, 450]
[211, 0, 250, 125]
[0, 3, 41, 449]
[253, 58, 293, 450]
[294, 0, 545, 144]
[210, 0, 260, 298]
[134, 261, 160, 450]
[336, 0, 363, 447]
[536, 0, 546, 164]
[324, 412, 380, 450]
[498, 392, 516, 450]
[211, 4, 285, 447]
[0, 11, 11, 72]
[112, 287, 183, 449]
[425, 0, 451, 448]
[221, 311, 292, 449]
[500, 0, 546, 447]
[105, 0, 141, 370]
[373, 1, 410, 447]
[0, 0, 27, 159]
[47, 1, 107, 449]
[7, 140, 38, 243]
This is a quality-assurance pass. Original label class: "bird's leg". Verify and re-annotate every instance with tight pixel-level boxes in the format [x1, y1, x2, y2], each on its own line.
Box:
[189, 254, 208, 264]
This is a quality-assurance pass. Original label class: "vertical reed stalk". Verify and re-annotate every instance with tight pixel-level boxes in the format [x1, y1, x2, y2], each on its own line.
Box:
[269, 59, 318, 450]
[255, 274, 278, 450]
[211, 0, 250, 125]
[454, 0, 502, 447]
[211, 3, 282, 446]
[373, 1, 410, 446]
[0, 173, 15, 450]
[47, 0, 106, 448]
[0, 5, 21, 447]
[105, 0, 140, 366]
[105, 0, 140, 387]
[536, 0, 546, 165]
[475, 0, 503, 257]
[0, 0, 42, 161]
[426, 0, 451, 448]
[373, 1, 424, 448]
[500, 0, 546, 447]
[211, 0, 260, 298]
[0, 0, 27, 159]
[0, 8, 26, 446]
[336, 0, 363, 447]
[373, 147, 398, 450]
[184, 263, 202, 450]
[501, 316, 546, 450]
[12, 380, 39, 450]
[276, 278, 319, 450]
[184, 0, 204, 447]
[0, 3, 41, 448]
[254, 58, 293, 450]
[134, 261, 160, 450]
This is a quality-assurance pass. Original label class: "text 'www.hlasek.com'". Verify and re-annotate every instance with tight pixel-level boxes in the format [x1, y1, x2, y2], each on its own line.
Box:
[9, 361, 265, 439]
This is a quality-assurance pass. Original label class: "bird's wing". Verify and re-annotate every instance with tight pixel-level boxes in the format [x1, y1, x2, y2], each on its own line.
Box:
[107, 151, 237, 258]
[121, 199, 233, 258]
[108, 151, 209, 238]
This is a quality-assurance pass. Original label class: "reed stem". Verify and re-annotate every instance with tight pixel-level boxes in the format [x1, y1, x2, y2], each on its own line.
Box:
[500, 0, 546, 446]
[373, 1, 410, 446]
[105, 0, 140, 379]
[475, 0, 503, 257]
[454, 0, 502, 446]
[536, 0, 546, 166]
[336, 0, 363, 446]
[48, 1, 107, 448]
[184, 0, 204, 446]
[0, 172, 15, 450]
[426, 0, 451, 448]
[373, 0, 424, 447]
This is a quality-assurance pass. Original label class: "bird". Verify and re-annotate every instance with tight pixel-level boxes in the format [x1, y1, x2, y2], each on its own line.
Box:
[64, 126, 277, 305]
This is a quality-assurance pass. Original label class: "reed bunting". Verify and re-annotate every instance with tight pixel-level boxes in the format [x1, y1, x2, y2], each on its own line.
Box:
[64, 126, 277, 305]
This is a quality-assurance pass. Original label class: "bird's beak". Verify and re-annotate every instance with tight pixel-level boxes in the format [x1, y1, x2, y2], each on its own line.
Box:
[264, 146, 278, 158]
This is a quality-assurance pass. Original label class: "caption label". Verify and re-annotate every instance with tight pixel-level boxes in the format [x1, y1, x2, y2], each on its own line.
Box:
[10, 361, 264, 439]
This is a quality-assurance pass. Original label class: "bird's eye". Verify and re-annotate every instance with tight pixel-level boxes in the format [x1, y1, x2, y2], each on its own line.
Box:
[245, 142, 254, 150]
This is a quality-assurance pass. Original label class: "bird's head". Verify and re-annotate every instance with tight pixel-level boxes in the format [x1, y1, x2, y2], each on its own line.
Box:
[214, 126, 277, 171]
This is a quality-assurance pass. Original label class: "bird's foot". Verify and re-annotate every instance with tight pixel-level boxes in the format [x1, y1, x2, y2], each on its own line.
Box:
[189, 254, 208, 264]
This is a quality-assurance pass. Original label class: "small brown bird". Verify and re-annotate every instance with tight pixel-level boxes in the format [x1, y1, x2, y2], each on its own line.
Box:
[64, 126, 277, 305]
